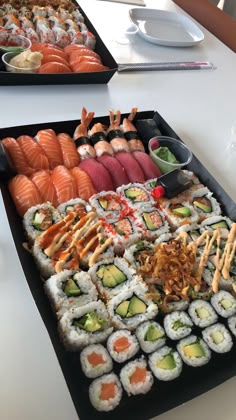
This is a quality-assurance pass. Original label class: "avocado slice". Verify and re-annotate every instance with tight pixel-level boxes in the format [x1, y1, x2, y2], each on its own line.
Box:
[172, 207, 191, 217]
[144, 324, 164, 342]
[125, 188, 143, 200]
[193, 201, 212, 213]
[143, 213, 157, 231]
[73, 312, 104, 332]
[63, 278, 81, 297]
[157, 354, 176, 370]
[211, 221, 228, 229]
[115, 300, 129, 317]
[127, 296, 147, 317]
[196, 307, 209, 319]
[96, 265, 126, 288]
[183, 342, 206, 358]
[211, 331, 224, 344]
[111, 265, 127, 285]
[220, 298, 233, 310]
[99, 198, 108, 210]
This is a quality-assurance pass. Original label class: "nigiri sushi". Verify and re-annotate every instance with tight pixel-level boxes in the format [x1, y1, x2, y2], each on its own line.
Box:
[132, 151, 162, 180]
[17, 135, 50, 171]
[89, 122, 113, 158]
[30, 170, 58, 207]
[107, 110, 129, 153]
[79, 159, 114, 192]
[35, 129, 63, 169]
[97, 155, 129, 189]
[1, 137, 34, 176]
[123, 108, 145, 152]
[8, 174, 43, 217]
[51, 165, 78, 204]
[57, 132, 80, 168]
[70, 167, 97, 201]
[115, 152, 145, 183]
[73, 107, 96, 160]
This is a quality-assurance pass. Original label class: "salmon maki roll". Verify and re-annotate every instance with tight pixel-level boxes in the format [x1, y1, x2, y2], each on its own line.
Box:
[17, 135, 49, 171]
[79, 159, 114, 192]
[35, 129, 63, 169]
[57, 133, 80, 168]
[116, 152, 145, 183]
[30, 170, 58, 207]
[8, 174, 43, 217]
[52, 165, 78, 204]
[1, 137, 34, 176]
[70, 167, 96, 201]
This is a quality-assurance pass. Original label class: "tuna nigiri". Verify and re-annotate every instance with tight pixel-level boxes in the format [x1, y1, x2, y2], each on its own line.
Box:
[132, 151, 162, 180]
[30, 170, 58, 207]
[1, 137, 34, 176]
[79, 159, 114, 192]
[97, 155, 129, 189]
[17, 135, 50, 171]
[70, 167, 96, 201]
[115, 152, 145, 183]
[51, 165, 78, 204]
[57, 133, 80, 168]
[8, 174, 43, 217]
[35, 129, 63, 169]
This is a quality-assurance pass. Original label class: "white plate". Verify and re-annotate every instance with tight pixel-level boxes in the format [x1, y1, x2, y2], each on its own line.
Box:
[129, 8, 204, 47]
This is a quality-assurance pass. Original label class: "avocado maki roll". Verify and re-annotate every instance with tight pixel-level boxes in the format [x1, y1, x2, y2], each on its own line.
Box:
[188, 300, 218, 328]
[117, 183, 154, 209]
[135, 207, 169, 241]
[202, 323, 233, 353]
[23, 203, 61, 243]
[120, 357, 154, 396]
[149, 346, 183, 381]
[211, 290, 236, 318]
[189, 187, 221, 221]
[228, 315, 236, 337]
[58, 300, 113, 350]
[80, 344, 113, 379]
[107, 329, 139, 363]
[177, 335, 211, 367]
[164, 311, 193, 341]
[123, 240, 154, 269]
[89, 191, 129, 221]
[44, 270, 98, 318]
[135, 321, 166, 353]
[89, 373, 122, 412]
[57, 198, 91, 218]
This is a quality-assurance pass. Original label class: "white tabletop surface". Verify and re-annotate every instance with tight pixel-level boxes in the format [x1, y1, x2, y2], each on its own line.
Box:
[0, 1, 236, 419]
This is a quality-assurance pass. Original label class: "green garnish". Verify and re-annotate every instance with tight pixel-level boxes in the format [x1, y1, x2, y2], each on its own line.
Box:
[153, 146, 180, 164]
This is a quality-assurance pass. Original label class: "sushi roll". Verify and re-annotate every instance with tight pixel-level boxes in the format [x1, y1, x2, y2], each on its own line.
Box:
[57, 198, 91, 218]
[202, 323, 233, 353]
[211, 290, 236, 318]
[228, 315, 236, 337]
[88, 257, 138, 300]
[189, 187, 221, 221]
[135, 207, 169, 241]
[58, 300, 113, 350]
[44, 270, 98, 318]
[107, 282, 158, 331]
[135, 321, 166, 353]
[89, 191, 129, 221]
[103, 216, 141, 255]
[177, 335, 211, 367]
[123, 240, 154, 269]
[181, 170, 201, 185]
[89, 373, 122, 412]
[160, 199, 199, 230]
[80, 344, 113, 378]
[149, 346, 183, 381]
[200, 216, 233, 239]
[144, 178, 158, 191]
[188, 300, 218, 328]
[117, 183, 154, 209]
[164, 311, 193, 341]
[107, 329, 139, 363]
[120, 357, 154, 396]
[23, 203, 61, 243]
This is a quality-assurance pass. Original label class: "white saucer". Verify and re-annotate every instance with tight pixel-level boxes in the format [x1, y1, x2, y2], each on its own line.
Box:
[129, 8, 204, 47]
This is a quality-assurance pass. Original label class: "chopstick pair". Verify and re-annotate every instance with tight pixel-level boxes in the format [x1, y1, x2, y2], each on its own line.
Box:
[118, 62, 215, 72]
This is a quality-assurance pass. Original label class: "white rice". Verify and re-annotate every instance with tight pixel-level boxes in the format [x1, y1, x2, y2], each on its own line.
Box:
[117, 182, 154, 209]
[107, 329, 139, 363]
[228, 315, 236, 337]
[164, 311, 193, 340]
[23, 203, 61, 243]
[135, 321, 166, 353]
[149, 346, 183, 381]
[89, 373, 122, 412]
[188, 300, 218, 328]
[135, 207, 170, 241]
[211, 290, 236, 318]
[202, 323, 233, 353]
[177, 335, 211, 367]
[80, 344, 113, 378]
[120, 357, 153, 396]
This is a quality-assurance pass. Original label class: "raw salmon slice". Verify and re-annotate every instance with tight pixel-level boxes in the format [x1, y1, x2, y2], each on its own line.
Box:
[70, 167, 96, 201]
[52, 165, 77, 204]
[41, 54, 70, 67]
[1, 137, 34, 176]
[79, 159, 114, 192]
[17, 135, 49, 171]
[57, 133, 80, 168]
[113, 337, 130, 353]
[38, 62, 72, 74]
[30, 170, 58, 207]
[87, 352, 105, 367]
[130, 367, 147, 384]
[100, 383, 116, 401]
[72, 62, 109, 73]
[8, 174, 43, 217]
[116, 152, 145, 183]
[68, 48, 101, 62]
[36, 129, 63, 169]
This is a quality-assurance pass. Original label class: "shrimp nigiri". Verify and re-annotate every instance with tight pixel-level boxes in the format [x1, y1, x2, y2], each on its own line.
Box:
[73, 107, 96, 160]
[122, 108, 145, 152]
[89, 122, 113, 158]
[107, 110, 129, 153]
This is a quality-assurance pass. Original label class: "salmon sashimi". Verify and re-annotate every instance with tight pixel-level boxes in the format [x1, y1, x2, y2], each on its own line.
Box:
[30, 170, 58, 207]
[70, 56, 102, 66]
[52, 165, 78, 204]
[36, 129, 63, 169]
[1, 137, 34, 175]
[70, 167, 96, 201]
[72, 62, 109, 73]
[116, 152, 145, 183]
[97, 155, 129, 189]
[132, 151, 162, 180]
[130, 367, 147, 384]
[8, 174, 43, 217]
[100, 383, 116, 401]
[79, 159, 114, 192]
[38, 62, 72, 74]
[41, 54, 70, 67]
[41, 47, 66, 59]
[113, 337, 130, 353]
[68, 48, 101, 62]
[57, 133, 80, 168]
[17, 135, 50, 171]
[87, 352, 105, 367]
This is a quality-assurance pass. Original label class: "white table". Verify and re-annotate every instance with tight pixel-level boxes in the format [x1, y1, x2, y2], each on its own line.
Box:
[0, 1, 236, 419]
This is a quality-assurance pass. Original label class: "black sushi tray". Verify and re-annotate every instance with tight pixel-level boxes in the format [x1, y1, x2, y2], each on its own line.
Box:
[0, 110, 236, 420]
[0, 4, 118, 86]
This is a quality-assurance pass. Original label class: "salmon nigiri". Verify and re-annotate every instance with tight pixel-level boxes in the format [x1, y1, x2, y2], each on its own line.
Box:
[1, 137, 34, 176]
[8, 174, 43, 217]
[30, 170, 58, 207]
[17, 135, 49, 171]
[51, 165, 77, 204]
[70, 167, 96, 201]
[35, 129, 63, 169]
[57, 132, 80, 168]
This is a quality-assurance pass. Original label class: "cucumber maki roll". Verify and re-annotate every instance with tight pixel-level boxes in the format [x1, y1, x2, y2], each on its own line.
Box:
[135, 207, 169, 241]
[135, 321, 166, 353]
[120, 357, 154, 396]
[117, 183, 154, 209]
[189, 187, 221, 221]
[89, 373, 122, 412]
[202, 323, 233, 353]
[211, 290, 236, 318]
[164, 311, 193, 340]
[58, 300, 113, 350]
[57, 198, 91, 218]
[188, 300, 218, 328]
[44, 270, 98, 318]
[107, 330, 139, 363]
[80, 344, 113, 379]
[89, 191, 129, 221]
[177, 335, 211, 367]
[149, 346, 183, 381]
[123, 240, 154, 269]
[23, 203, 61, 243]
[228, 315, 236, 337]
